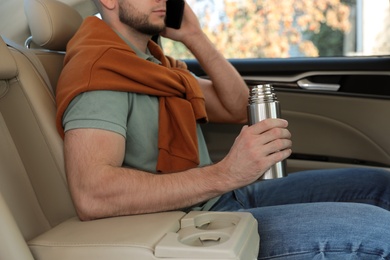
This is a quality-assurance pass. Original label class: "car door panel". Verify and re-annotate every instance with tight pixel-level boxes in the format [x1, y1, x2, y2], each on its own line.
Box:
[187, 57, 390, 172]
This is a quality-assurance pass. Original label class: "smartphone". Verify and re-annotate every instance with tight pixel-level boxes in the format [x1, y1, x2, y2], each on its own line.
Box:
[165, 0, 185, 29]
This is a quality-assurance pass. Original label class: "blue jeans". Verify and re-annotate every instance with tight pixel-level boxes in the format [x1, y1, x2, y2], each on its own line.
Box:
[209, 168, 390, 259]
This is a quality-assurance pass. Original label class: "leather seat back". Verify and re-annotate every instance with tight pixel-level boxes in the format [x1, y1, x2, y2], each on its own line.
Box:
[0, 0, 88, 245]
[0, 36, 76, 242]
[0, 0, 85, 247]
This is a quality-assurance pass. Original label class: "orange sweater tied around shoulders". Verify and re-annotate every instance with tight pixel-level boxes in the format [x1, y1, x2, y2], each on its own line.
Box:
[56, 17, 208, 173]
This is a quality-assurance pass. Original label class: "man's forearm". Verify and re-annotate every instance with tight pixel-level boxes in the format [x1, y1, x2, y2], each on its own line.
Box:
[70, 161, 232, 220]
[184, 32, 249, 122]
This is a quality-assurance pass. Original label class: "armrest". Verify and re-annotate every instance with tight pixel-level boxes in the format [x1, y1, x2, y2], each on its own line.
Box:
[28, 211, 259, 260]
[28, 211, 186, 260]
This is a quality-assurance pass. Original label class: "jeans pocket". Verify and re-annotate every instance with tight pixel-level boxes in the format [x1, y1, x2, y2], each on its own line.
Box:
[210, 190, 245, 211]
[232, 189, 247, 209]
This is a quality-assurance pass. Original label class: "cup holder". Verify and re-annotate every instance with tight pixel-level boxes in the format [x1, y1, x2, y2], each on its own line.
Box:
[194, 214, 239, 230]
[180, 232, 230, 247]
[154, 211, 260, 259]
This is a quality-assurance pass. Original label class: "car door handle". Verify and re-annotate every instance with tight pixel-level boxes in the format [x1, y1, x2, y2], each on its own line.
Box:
[297, 79, 340, 91]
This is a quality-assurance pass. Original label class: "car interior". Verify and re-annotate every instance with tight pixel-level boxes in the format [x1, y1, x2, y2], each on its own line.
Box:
[0, 0, 260, 259]
[1, 0, 390, 259]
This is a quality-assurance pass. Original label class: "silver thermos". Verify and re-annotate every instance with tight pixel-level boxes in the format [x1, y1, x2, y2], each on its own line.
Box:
[247, 84, 286, 180]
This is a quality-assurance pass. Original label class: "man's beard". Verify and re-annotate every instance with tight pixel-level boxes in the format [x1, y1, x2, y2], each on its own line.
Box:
[119, 2, 165, 36]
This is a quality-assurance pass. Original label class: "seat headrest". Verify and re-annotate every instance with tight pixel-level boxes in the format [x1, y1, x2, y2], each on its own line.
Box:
[24, 0, 83, 51]
[0, 37, 18, 80]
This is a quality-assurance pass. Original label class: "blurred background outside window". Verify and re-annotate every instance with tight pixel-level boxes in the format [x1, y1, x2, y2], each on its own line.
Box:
[162, 0, 390, 59]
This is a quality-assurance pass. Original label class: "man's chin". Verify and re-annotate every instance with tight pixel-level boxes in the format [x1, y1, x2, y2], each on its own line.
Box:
[139, 24, 165, 36]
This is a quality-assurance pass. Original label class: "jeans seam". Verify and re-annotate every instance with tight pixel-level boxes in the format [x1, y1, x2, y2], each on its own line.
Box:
[260, 249, 390, 260]
[342, 196, 390, 211]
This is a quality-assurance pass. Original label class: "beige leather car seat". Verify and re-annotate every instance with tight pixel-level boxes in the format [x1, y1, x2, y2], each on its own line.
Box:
[0, 0, 259, 259]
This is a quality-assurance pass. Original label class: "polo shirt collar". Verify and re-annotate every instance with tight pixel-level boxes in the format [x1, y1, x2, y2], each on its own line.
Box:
[114, 30, 162, 64]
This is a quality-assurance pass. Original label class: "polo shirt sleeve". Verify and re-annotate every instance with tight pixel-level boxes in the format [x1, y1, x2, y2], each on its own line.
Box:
[62, 90, 129, 138]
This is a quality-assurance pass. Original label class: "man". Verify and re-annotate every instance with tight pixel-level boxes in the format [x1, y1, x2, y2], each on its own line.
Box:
[57, 0, 390, 258]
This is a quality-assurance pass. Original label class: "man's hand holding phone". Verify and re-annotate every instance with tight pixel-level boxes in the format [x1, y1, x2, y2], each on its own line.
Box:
[162, 1, 205, 46]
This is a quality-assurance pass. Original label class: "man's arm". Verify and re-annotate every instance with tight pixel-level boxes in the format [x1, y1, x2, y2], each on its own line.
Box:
[64, 119, 291, 220]
[64, 128, 223, 220]
[162, 3, 249, 124]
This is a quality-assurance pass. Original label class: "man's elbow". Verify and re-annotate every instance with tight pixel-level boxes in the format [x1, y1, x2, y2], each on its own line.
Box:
[71, 191, 105, 221]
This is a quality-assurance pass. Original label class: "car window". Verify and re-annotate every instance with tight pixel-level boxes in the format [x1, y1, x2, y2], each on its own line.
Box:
[162, 0, 390, 59]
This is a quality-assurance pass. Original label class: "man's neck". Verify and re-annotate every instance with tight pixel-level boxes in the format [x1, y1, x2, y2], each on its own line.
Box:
[120, 29, 151, 53]
[108, 21, 151, 54]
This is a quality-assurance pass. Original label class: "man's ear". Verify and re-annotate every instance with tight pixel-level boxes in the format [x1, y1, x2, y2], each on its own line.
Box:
[100, 0, 116, 10]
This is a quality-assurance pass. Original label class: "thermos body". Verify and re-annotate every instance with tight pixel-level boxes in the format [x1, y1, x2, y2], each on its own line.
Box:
[247, 84, 287, 180]
[248, 101, 281, 126]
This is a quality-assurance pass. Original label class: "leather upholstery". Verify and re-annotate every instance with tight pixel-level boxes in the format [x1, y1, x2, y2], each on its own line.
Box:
[29, 212, 186, 260]
[24, 0, 83, 51]
[0, 36, 76, 240]
[0, 37, 17, 79]
[0, 193, 35, 260]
